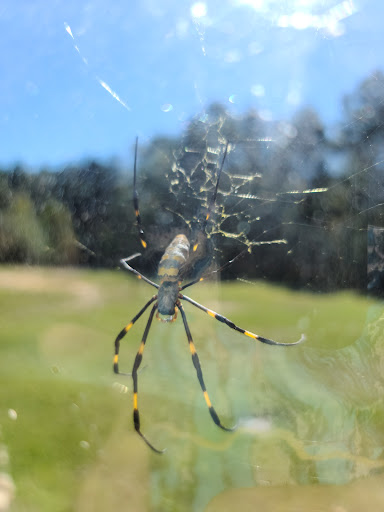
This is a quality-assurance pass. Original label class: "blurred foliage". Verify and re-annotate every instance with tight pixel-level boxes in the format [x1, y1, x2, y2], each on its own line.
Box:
[2, 72, 384, 292]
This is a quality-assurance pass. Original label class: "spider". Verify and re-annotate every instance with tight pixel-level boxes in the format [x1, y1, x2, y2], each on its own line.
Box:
[113, 138, 304, 453]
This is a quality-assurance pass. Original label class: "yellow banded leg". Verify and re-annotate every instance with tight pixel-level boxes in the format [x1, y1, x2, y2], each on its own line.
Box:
[180, 250, 247, 292]
[132, 137, 147, 249]
[194, 143, 229, 251]
[131, 304, 165, 454]
[177, 302, 235, 432]
[120, 256, 159, 290]
[113, 296, 157, 375]
[180, 293, 304, 346]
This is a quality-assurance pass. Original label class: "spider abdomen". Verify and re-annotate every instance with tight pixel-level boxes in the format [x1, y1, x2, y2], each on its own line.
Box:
[157, 234, 190, 282]
[157, 234, 190, 316]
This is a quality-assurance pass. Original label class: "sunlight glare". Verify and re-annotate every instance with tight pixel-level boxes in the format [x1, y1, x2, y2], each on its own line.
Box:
[191, 2, 207, 18]
[64, 22, 74, 39]
[276, 0, 358, 34]
[97, 79, 131, 111]
[7, 409, 17, 421]
[161, 103, 174, 112]
[233, 0, 358, 36]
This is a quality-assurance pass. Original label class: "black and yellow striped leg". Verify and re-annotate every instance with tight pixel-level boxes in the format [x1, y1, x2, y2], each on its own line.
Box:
[193, 143, 229, 253]
[180, 294, 305, 346]
[114, 295, 157, 375]
[180, 249, 248, 292]
[177, 302, 235, 432]
[132, 304, 165, 454]
[133, 137, 147, 250]
[202, 143, 229, 228]
[120, 255, 159, 290]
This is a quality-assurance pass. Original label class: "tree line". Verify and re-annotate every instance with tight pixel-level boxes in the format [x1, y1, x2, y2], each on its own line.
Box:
[1, 72, 384, 293]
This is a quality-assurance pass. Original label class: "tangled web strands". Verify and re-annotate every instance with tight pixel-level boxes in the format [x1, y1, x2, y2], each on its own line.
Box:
[165, 116, 288, 264]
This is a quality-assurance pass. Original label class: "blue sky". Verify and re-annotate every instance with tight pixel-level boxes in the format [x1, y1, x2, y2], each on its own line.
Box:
[0, 0, 383, 168]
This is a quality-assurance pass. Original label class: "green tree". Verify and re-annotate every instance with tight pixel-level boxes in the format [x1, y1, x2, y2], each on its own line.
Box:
[0, 193, 47, 263]
[38, 199, 78, 264]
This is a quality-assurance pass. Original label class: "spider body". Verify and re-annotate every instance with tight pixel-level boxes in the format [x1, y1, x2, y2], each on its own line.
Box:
[113, 138, 304, 453]
[157, 234, 190, 318]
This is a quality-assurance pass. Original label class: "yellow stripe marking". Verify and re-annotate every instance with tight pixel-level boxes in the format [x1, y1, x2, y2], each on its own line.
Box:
[158, 266, 179, 277]
[124, 322, 133, 332]
[133, 392, 138, 409]
[207, 310, 216, 318]
[138, 341, 145, 355]
[141, 240, 147, 249]
[160, 254, 185, 263]
[206, 213, 210, 221]
[113, 354, 118, 364]
[189, 342, 196, 355]
[203, 391, 212, 408]
[160, 276, 178, 283]
[245, 331, 257, 340]
[193, 243, 198, 252]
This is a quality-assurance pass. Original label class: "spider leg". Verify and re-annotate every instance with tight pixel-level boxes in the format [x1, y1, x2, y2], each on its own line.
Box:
[114, 295, 158, 376]
[193, 143, 229, 252]
[202, 143, 229, 230]
[120, 255, 159, 289]
[180, 293, 305, 346]
[177, 302, 235, 432]
[133, 137, 147, 249]
[180, 249, 248, 291]
[132, 304, 165, 454]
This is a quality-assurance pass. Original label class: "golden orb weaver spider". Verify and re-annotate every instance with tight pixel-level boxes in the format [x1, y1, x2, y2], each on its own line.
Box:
[113, 138, 304, 453]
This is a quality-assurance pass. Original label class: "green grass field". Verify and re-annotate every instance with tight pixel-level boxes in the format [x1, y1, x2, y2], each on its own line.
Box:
[1, 266, 383, 511]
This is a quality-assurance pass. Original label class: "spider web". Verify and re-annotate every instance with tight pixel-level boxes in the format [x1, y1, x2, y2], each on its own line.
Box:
[167, 116, 287, 250]
[158, 110, 330, 284]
